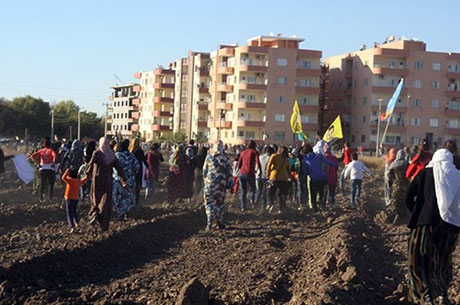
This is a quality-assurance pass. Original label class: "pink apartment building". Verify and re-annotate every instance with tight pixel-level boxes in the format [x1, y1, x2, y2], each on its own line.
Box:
[326, 37, 460, 149]
[207, 35, 322, 146]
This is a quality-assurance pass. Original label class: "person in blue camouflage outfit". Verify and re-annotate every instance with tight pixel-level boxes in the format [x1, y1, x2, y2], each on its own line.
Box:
[203, 140, 233, 230]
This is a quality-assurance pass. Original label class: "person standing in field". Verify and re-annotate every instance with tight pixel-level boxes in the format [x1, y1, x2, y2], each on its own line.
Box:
[237, 140, 261, 212]
[86, 137, 127, 231]
[406, 139, 432, 182]
[384, 147, 397, 206]
[145, 143, 164, 200]
[343, 152, 373, 208]
[338, 142, 354, 192]
[61, 168, 88, 233]
[30, 138, 57, 202]
[129, 138, 146, 206]
[405, 148, 459, 305]
[388, 149, 409, 224]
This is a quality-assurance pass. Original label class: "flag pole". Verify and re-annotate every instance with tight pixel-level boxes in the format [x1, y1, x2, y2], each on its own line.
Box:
[375, 98, 383, 156]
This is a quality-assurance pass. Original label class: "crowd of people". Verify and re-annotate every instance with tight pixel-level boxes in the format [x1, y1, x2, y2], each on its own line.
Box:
[1, 133, 459, 304]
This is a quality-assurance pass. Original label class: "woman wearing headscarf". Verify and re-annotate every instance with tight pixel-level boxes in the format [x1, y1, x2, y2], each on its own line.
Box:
[167, 144, 187, 203]
[406, 139, 432, 182]
[405, 148, 460, 305]
[128, 138, 146, 206]
[86, 137, 127, 231]
[383, 147, 397, 206]
[202, 140, 233, 230]
[388, 149, 409, 224]
[59, 139, 84, 174]
[114, 139, 140, 220]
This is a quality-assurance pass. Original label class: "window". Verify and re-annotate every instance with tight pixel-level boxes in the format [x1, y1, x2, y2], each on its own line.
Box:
[413, 99, 421, 107]
[429, 118, 439, 127]
[448, 120, 459, 128]
[299, 97, 313, 105]
[301, 115, 309, 123]
[430, 100, 439, 108]
[246, 131, 255, 139]
[411, 118, 421, 126]
[277, 77, 287, 85]
[411, 137, 420, 145]
[238, 131, 244, 137]
[276, 96, 286, 103]
[361, 135, 366, 143]
[297, 79, 311, 87]
[362, 116, 366, 123]
[277, 58, 287, 66]
[385, 135, 401, 144]
[299, 61, 311, 68]
[274, 132, 285, 141]
[363, 97, 367, 104]
[414, 80, 422, 88]
[363, 78, 368, 86]
[275, 114, 285, 122]
[432, 81, 440, 90]
[450, 101, 460, 109]
[414, 61, 423, 70]
[432, 62, 441, 71]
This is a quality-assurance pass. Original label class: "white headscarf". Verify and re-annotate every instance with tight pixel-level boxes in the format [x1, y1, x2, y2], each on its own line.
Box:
[99, 137, 116, 165]
[426, 149, 460, 228]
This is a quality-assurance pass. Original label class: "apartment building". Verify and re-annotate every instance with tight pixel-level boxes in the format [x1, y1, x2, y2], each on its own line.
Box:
[171, 51, 211, 140]
[326, 37, 460, 149]
[107, 83, 140, 137]
[133, 67, 175, 140]
[207, 35, 322, 146]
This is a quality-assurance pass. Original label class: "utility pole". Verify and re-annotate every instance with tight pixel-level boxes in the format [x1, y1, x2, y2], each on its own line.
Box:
[50, 109, 55, 141]
[406, 95, 411, 147]
[25, 128, 29, 152]
[375, 98, 383, 156]
[77, 110, 81, 140]
[69, 126, 73, 140]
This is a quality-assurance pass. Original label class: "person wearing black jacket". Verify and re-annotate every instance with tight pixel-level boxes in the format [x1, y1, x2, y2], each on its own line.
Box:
[405, 148, 459, 305]
[128, 138, 147, 206]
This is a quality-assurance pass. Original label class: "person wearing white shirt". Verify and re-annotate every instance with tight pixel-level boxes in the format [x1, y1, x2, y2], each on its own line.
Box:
[344, 152, 373, 207]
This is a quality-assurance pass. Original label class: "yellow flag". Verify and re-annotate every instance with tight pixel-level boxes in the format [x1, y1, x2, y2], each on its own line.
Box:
[290, 100, 308, 140]
[323, 115, 343, 142]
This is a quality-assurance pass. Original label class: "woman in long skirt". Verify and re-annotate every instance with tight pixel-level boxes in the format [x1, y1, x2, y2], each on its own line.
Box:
[383, 147, 396, 207]
[86, 137, 126, 231]
[406, 147, 459, 305]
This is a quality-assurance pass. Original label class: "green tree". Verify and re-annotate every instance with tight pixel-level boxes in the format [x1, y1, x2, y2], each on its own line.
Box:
[195, 132, 208, 144]
[7, 95, 51, 138]
[169, 131, 187, 144]
[52, 100, 79, 139]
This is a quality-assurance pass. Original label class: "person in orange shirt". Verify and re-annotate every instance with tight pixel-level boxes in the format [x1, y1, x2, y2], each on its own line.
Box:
[62, 168, 88, 232]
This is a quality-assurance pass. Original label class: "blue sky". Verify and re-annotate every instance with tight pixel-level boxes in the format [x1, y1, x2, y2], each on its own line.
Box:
[1, 0, 459, 114]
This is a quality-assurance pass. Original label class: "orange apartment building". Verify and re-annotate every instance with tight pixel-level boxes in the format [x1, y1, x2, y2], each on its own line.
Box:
[171, 51, 211, 140]
[206, 35, 322, 146]
[107, 83, 140, 137]
[326, 37, 460, 149]
[133, 67, 175, 140]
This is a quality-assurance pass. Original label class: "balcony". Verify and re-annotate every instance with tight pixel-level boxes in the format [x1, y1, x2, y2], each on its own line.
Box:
[372, 65, 409, 77]
[446, 108, 460, 116]
[132, 98, 141, 105]
[296, 68, 321, 77]
[371, 104, 407, 112]
[151, 124, 172, 131]
[445, 127, 460, 136]
[217, 84, 234, 92]
[218, 66, 234, 74]
[133, 72, 141, 79]
[153, 97, 174, 103]
[372, 86, 408, 95]
[132, 85, 141, 92]
[447, 71, 460, 79]
[154, 82, 175, 89]
[373, 48, 409, 57]
[131, 111, 140, 119]
[239, 64, 268, 73]
[447, 86, 460, 98]
[198, 103, 208, 111]
[237, 101, 266, 109]
[207, 121, 232, 128]
[239, 46, 269, 54]
[199, 68, 210, 77]
[239, 82, 267, 91]
[130, 124, 139, 132]
[298, 105, 319, 112]
[198, 121, 208, 128]
[152, 110, 173, 117]
[237, 120, 265, 127]
[213, 102, 233, 111]
[295, 87, 320, 95]
[198, 86, 209, 94]
[219, 47, 235, 57]
[154, 68, 174, 75]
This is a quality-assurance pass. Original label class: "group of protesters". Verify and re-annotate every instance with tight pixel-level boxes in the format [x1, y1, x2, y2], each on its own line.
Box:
[1, 132, 459, 304]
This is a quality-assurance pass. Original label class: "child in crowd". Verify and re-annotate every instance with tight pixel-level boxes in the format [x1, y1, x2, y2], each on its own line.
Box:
[343, 152, 373, 207]
[232, 154, 240, 196]
[62, 168, 88, 233]
[78, 155, 91, 203]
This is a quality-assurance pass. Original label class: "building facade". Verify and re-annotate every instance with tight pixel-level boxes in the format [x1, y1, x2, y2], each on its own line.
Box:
[207, 35, 322, 146]
[326, 38, 460, 149]
[134, 67, 175, 140]
[107, 83, 140, 137]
